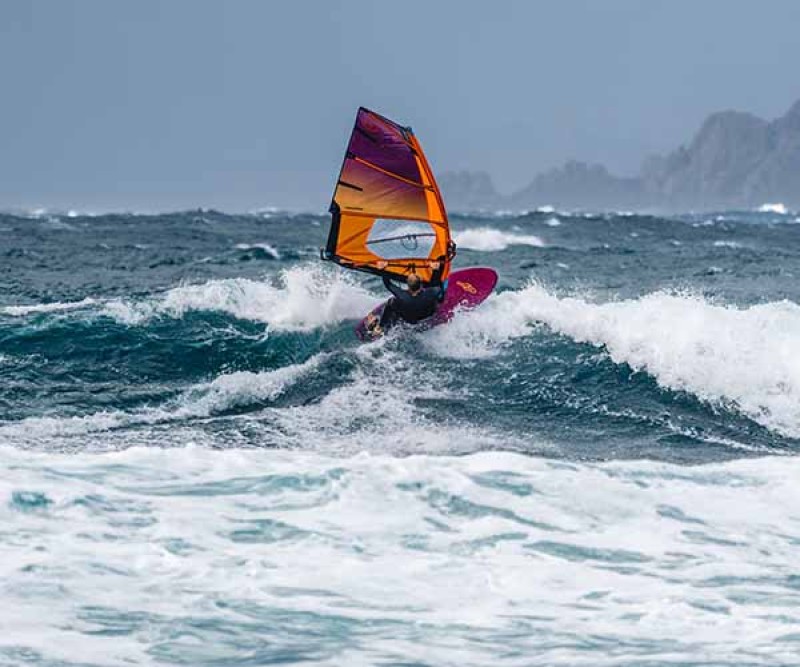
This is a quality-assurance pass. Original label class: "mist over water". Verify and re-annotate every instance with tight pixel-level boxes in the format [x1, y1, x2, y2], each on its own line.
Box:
[3, 207, 800, 665]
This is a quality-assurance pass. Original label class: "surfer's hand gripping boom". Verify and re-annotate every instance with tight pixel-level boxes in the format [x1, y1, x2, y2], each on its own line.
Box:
[376, 259, 440, 270]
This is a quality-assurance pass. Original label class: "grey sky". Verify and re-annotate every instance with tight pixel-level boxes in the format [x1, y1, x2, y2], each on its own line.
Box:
[1, 0, 798, 211]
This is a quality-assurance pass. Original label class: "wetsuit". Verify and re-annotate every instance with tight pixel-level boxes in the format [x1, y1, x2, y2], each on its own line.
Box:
[380, 265, 445, 327]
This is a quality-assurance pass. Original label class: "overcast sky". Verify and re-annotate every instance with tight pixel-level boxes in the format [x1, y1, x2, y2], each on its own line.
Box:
[1, 0, 798, 211]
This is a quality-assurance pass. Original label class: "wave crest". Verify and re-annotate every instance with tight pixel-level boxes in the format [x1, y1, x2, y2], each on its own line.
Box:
[454, 228, 545, 251]
[103, 265, 378, 330]
[0, 356, 323, 443]
[427, 284, 800, 437]
[1, 298, 96, 317]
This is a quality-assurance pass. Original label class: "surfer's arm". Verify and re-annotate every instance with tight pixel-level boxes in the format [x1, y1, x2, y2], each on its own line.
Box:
[428, 260, 444, 285]
[382, 275, 403, 298]
[428, 260, 446, 301]
[376, 261, 402, 297]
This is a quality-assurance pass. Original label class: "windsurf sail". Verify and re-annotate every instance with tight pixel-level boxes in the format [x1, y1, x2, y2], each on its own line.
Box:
[323, 107, 455, 284]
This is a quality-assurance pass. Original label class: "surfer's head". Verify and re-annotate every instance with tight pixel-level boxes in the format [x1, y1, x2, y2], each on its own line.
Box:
[407, 273, 422, 294]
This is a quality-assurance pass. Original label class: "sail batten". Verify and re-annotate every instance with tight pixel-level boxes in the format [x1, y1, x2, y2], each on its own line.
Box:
[324, 107, 454, 284]
[352, 156, 429, 189]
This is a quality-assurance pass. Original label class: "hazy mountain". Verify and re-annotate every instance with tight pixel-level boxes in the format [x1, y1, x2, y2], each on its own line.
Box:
[509, 161, 647, 210]
[644, 100, 800, 209]
[440, 98, 800, 211]
[437, 171, 502, 211]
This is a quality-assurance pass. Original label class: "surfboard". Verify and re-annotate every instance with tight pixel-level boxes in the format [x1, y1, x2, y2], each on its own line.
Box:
[355, 267, 498, 341]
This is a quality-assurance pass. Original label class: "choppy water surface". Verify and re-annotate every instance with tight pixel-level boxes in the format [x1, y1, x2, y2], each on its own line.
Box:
[3, 207, 800, 665]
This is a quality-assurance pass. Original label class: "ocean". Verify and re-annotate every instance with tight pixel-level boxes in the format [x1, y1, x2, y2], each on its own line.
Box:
[2, 206, 800, 665]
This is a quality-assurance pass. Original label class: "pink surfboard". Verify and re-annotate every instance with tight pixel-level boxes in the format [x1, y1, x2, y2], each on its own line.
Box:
[355, 267, 498, 341]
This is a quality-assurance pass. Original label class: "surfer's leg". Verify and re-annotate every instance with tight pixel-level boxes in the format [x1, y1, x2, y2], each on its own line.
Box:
[380, 299, 398, 328]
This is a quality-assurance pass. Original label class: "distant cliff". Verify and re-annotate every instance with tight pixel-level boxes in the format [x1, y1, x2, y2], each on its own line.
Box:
[437, 171, 502, 210]
[439, 98, 800, 211]
[509, 161, 647, 210]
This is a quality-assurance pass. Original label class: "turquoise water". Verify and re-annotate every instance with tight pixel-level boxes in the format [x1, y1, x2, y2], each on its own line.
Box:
[2, 207, 800, 665]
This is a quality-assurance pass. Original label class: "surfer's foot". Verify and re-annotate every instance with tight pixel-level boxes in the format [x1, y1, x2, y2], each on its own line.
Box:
[365, 314, 383, 338]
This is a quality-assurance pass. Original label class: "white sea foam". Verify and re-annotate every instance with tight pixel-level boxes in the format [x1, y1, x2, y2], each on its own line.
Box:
[713, 240, 743, 249]
[2, 446, 800, 664]
[758, 202, 789, 214]
[1, 297, 96, 317]
[545, 217, 561, 227]
[234, 242, 281, 259]
[20, 208, 102, 218]
[179, 357, 325, 416]
[248, 206, 285, 218]
[0, 343, 516, 456]
[103, 265, 378, 330]
[426, 283, 800, 436]
[267, 345, 520, 456]
[0, 356, 323, 443]
[454, 227, 545, 251]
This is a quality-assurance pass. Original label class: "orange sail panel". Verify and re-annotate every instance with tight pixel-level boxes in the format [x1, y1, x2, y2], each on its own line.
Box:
[325, 107, 452, 284]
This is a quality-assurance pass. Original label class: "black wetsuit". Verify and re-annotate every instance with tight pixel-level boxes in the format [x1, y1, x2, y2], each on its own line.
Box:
[381, 266, 445, 327]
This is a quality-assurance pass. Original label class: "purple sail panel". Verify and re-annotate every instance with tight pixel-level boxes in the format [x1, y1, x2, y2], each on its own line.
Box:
[347, 108, 422, 184]
[337, 158, 429, 220]
[326, 106, 453, 285]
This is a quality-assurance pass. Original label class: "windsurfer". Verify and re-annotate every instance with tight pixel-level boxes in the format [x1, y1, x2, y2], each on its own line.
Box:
[368, 260, 445, 333]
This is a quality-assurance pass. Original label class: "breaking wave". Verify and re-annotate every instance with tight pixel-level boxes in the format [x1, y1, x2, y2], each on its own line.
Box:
[7, 207, 800, 666]
[234, 242, 281, 259]
[454, 227, 545, 251]
[426, 283, 800, 437]
[0, 356, 323, 443]
[758, 202, 789, 214]
[1, 298, 96, 317]
[3, 445, 800, 665]
[102, 265, 378, 330]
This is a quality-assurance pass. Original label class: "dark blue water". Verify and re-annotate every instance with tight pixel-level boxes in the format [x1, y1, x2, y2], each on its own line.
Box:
[2, 206, 800, 665]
